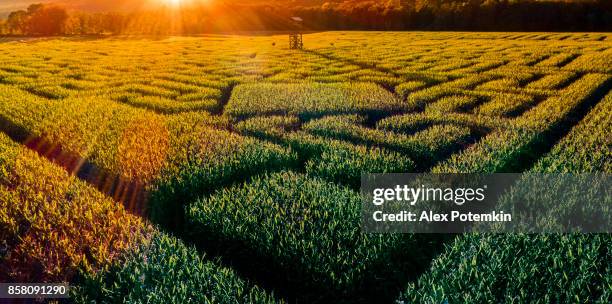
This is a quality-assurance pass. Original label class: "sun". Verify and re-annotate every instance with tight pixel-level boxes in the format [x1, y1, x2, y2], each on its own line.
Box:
[167, 0, 181, 6]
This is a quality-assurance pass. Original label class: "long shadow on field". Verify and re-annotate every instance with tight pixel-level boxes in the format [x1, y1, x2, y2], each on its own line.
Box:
[501, 78, 612, 173]
[0, 114, 149, 216]
[303, 49, 401, 78]
[301, 49, 405, 95]
[211, 82, 237, 116]
[183, 216, 452, 304]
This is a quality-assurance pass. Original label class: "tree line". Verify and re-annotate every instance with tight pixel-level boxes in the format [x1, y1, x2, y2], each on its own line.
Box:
[2, 4, 126, 36]
[1, 1, 610, 36]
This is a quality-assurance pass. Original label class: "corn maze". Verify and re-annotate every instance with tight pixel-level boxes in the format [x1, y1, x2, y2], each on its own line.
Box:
[0, 32, 610, 303]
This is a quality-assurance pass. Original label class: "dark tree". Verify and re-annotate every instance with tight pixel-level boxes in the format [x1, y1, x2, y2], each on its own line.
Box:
[25, 4, 69, 36]
[7, 10, 28, 35]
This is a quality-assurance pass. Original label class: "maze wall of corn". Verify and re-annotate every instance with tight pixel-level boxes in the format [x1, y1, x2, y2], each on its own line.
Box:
[0, 32, 610, 303]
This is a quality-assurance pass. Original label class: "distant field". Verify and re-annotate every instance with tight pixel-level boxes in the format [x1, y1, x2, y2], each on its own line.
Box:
[0, 32, 610, 303]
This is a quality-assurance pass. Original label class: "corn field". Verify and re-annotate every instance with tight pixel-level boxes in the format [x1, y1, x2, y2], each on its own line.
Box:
[0, 32, 610, 303]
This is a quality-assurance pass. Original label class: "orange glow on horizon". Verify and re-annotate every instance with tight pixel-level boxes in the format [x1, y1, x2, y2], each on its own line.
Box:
[167, 0, 182, 7]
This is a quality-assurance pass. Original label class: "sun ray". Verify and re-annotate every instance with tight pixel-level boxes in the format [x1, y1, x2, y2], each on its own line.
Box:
[168, 0, 181, 7]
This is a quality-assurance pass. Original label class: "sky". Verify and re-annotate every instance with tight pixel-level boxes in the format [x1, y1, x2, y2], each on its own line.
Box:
[0, 0, 52, 15]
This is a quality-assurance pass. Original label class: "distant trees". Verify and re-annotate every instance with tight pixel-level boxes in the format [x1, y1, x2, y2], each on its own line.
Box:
[2, 4, 127, 36]
[1, 1, 610, 36]
[5, 4, 68, 36]
[6, 10, 28, 34]
[64, 12, 128, 35]
[294, 0, 612, 31]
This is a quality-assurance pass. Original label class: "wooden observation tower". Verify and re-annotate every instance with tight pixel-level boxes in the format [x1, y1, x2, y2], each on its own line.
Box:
[289, 17, 304, 50]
